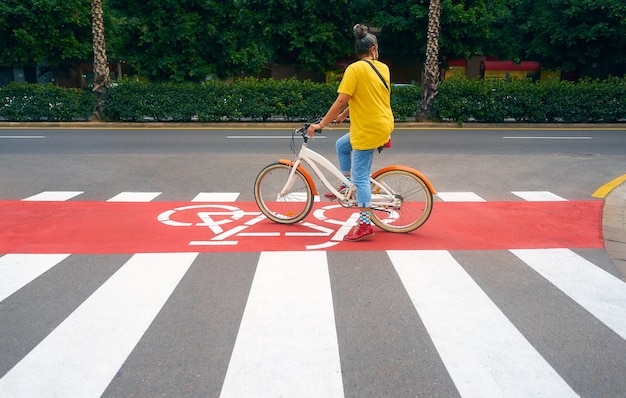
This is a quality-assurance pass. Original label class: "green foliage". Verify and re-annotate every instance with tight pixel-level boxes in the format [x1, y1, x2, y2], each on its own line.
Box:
[0, 0, 92, 69]
[391, 85, 421, 121]
[106, 0, 225, 81]
[102, 79, 418, 122]
[3, 78, 624, 124]
[374, 0, 508, 60]
[236, 0, 354, 74]
[492, 0, 626, 72]
[103, 78, 339, 122]
[0, 82, 93, 121]
[432, 77, 626, 124]
[1, 0, 625, 82]
[106, 0, 356, 82]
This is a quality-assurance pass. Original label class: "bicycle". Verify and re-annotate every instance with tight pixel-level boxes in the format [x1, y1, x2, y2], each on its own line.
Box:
[253, 122, 436, 233]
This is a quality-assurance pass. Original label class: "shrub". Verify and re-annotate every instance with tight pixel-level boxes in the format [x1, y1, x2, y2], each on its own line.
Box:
[432, 77, 626, 124]
[0, 82, 93, 121]
[1, 77, 624, 123]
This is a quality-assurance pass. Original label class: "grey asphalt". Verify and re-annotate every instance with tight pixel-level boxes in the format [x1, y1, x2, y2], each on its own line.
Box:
[603, 182, 626, 280]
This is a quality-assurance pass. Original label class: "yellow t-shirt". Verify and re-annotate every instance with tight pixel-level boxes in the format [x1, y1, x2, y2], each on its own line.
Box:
[338, 60, 394, 150]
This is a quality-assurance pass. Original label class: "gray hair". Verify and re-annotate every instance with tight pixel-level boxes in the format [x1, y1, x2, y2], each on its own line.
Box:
[353, 24, 378, 55]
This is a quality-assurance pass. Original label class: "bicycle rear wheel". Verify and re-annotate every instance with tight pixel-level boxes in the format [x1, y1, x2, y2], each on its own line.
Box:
[254, 162, 314, 224]
[370, 169, 433, 233]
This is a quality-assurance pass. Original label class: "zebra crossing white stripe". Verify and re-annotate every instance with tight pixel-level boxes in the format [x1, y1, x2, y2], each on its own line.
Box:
[107, 191, 162, 202]
[389, 250, 578, 398]
[22, 191, 83, 201]
[511, 191, 567, 201]
[13, 190, 573, 202]
[512, 248, 626, 340]
[0, 252, 198, 398]
[436, 191, 486, 202]
[191, 192, 240, 202]
[0, 254, 70, 302]
[220, 251, 343, 398]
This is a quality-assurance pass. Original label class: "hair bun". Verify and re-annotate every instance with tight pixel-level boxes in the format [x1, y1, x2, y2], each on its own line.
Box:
[353, 24, 369, 39]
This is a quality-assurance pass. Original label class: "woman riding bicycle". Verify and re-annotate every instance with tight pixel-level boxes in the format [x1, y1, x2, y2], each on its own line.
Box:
[307, 23, 394, 242]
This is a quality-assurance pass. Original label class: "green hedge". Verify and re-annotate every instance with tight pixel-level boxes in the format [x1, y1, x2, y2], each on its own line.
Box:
[103, 79, 336, 122]
[103, 78, 420, 122]
[1, 77, 624, 123]
[0, 82, 94, 121]
[432, 77, 626, 123]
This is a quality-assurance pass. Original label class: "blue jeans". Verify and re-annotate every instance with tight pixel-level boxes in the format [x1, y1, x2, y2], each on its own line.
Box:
[336, 133, 374, 208]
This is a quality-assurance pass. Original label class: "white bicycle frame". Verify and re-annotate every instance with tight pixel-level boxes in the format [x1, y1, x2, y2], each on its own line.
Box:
[281, 137, 401, 208]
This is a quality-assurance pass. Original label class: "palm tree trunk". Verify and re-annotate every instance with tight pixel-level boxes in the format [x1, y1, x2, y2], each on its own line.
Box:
[91, 0, 110, 121]
[419, 0, 441, 120]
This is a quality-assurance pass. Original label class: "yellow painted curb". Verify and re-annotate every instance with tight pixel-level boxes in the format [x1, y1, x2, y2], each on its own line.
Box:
[592, 174, 626, 198]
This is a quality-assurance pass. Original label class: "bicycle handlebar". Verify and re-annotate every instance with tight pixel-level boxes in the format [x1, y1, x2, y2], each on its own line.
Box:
[295, 119, 322, 143]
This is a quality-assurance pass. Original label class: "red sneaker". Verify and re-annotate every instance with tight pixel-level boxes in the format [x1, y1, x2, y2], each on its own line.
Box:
[343, 223, 375, 242]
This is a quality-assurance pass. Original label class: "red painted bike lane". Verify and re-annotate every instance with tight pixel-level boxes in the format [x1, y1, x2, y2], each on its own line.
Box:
[0, 201, 603, 254]
[0, 200, 603, 254]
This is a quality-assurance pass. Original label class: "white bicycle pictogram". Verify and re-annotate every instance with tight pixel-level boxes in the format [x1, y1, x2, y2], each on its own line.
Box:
[157, 203, 359, 249]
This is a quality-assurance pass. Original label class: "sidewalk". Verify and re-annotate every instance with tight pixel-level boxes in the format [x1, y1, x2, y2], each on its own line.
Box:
[603, 182, 626, 280]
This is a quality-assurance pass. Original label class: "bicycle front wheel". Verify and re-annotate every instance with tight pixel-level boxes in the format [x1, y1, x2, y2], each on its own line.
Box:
[254, 162, 314, 224]
[370, 169, 433, 233]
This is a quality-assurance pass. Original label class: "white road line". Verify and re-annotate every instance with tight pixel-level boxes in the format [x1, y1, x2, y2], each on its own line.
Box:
[502, 136, 592, 140]
[107, 191, 162, 202]
[189, 241, 238, 245]
[0, 254, 70, 302]
[191, 192, 240, 202]
[0, 136, 45, 139]
[0, 252, 197, 397]
[227, 135, 327, 139]
[511, 191, 567, 201]
[22, 191, 83, 201]
[436, 191, 486, 202]
[512, 248, 626, 340]
[220, 251, 343, 398]
[389, 250, 578, 398]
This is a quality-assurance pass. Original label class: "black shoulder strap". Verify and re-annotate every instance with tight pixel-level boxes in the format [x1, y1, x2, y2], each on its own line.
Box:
[362, 59, 390, 92]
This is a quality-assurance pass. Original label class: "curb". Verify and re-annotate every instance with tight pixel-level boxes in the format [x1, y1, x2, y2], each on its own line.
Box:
[0, 122, 625, 129]
[603, 182, 626, 281]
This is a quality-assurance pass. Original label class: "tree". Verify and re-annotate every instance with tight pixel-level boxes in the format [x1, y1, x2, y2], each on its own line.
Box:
[106, 0, 225, 81]
[493, 0, 626, 74]
[0, 0, 92, 71]
[106, 0, 358, 81]
[91, 0, 110, 120]
[236, 0, 355, 74]
[373, 0, 506, 61]
[419, 0, 441, 120]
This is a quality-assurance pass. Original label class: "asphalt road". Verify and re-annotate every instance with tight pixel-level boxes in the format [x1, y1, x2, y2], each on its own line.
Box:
[1, 126, 625, 201]
[1, 126, 625, 397]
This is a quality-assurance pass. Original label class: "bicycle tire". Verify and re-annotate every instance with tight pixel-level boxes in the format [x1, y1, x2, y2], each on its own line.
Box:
[254, 162, 314, 224]
[370, 168, 433, 233]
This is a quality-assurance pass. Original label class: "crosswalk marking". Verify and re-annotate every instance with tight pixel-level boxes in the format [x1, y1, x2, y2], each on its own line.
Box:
[220, 251, 343, 398]
[511, 191, 567, 201]
[512, 248, 626, 340]
[389, 250, 579, 398]
[436, 191, 486, 202]
[192, 192, 240, 202]
[0, 254, 70, 302]
[17, 189, 573, 203]
[22, 191, 83, 201]
[1, 249, 622, 397]
[107, 191, 162, 202]
[0, 252, 198, 397]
